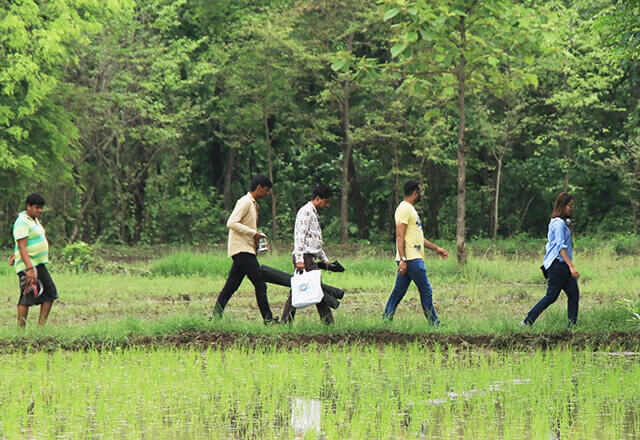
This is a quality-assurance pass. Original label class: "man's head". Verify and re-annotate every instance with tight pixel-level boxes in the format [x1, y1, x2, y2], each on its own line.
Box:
[403, 180, 422, 204]
[250, 174, 273, 200]
[311, 184, 332, 209]
[25, 193, 45, 219]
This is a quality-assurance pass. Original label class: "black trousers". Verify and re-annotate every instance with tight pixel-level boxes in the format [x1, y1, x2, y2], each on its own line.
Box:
[525, 260, 579, 325]
[281, 254, 334, 324]
[214, 252, 273, 322]
[17, 263, 58, 306]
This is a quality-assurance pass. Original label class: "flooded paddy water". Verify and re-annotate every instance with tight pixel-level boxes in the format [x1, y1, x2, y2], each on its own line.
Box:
[0, 345, 639, 439]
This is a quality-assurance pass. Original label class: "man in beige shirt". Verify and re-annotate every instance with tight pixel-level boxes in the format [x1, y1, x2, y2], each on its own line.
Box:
[213, 175, 276, 324]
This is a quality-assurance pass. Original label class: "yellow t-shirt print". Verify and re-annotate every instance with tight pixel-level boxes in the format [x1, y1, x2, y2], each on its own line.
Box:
[395, 201, 425, 261]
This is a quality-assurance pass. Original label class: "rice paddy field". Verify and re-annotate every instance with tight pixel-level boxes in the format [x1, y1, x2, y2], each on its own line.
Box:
[1, 346, 640, 439]
[0, 238, 639, 438]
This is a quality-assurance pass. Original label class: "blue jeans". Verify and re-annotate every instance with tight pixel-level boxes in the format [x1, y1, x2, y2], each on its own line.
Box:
[383, 259, 439, 324]
[525, 260, 579, 325]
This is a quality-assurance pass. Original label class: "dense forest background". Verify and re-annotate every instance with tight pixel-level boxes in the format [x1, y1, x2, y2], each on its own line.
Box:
[1, 0, 638, 257]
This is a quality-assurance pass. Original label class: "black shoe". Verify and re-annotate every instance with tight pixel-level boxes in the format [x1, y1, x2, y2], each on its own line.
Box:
[328, 261, 345, 272]
[264, 317, 281, 326]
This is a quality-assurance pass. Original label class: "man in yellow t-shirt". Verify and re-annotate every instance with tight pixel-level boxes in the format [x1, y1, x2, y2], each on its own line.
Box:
[383, 180, 449, 324]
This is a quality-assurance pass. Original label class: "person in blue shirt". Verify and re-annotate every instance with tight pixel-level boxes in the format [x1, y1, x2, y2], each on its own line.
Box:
[523, 192, 579, 326]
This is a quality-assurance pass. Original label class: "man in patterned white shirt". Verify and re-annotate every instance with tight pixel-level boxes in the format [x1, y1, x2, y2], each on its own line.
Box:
[281, 185, 334, 324]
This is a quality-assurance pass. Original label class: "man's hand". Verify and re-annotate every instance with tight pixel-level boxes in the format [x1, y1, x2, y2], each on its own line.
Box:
[253, 231, 266, 247]
[398, 260, 407, 275]
[25, 267, 38, 285]
[295, 261, 305, 274]
[7, 254, 15, 266]
[569, 266, 580, 279]
[436, 247, 449, 260]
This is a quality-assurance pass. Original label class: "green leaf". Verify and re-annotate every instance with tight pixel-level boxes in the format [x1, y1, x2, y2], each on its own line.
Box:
[525, 72, 539, 88]
[407, 31, 418, 42]
[488, 56, 499, 67]
[331, 60, 346, 71]
[390, 43, 407, 58]
[442, 85, 455, 97]
[419, 29, 433, 41]
[384, 8, 401, 21]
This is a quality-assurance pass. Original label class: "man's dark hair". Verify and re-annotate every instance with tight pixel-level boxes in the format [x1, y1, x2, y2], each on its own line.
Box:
[250, 174, 273, 191]
[312, 184, 332, 200]
[26, 193, 45, 206]
[403, 180, 421, 197]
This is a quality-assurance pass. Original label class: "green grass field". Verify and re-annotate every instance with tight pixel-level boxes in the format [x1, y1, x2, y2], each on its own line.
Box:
[0, 240, 638, 347]
[1, 240, 640, 439]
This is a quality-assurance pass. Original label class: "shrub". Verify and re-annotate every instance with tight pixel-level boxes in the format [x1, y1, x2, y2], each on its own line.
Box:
[59, 242, 98, 272]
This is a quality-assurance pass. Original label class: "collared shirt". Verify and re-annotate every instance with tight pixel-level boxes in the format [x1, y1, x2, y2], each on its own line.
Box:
[226, 193, 259, 257]
[13, 211, 49, 273]
[293, 201, 328, 264]
[542, 217, 573, 269]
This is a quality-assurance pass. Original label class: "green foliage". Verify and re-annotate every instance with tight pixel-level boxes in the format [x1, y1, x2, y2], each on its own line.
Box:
[59, 241, 98, 272]
[0, 0, 639, 248]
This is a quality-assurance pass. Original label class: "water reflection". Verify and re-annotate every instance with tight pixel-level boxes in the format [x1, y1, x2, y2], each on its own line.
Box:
[291, 398, 321, 437]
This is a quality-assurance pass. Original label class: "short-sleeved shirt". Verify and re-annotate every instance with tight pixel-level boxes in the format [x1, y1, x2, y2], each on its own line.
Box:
[542, 217, 572, 270]
[395, 201, 425, 261]
[13, 211, 49, 273]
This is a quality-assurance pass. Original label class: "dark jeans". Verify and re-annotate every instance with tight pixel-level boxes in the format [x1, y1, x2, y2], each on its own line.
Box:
[281, 254, 334, 325]
[383, 258, 439, 324]
[525, 260, 579, 325]
[214, 252, 273, 322]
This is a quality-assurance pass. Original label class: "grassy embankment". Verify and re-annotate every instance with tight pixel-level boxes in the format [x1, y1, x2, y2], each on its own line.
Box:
[0, 236, 638, 349]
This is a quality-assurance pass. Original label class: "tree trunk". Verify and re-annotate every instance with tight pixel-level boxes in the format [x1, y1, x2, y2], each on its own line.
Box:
[263, 102, 277, 243]
[425, 162, 441, 239]
[223, 147, 236, 211]
[339, 33, 354, 244]
[347, 150, 369, 239]
[514, 194, 536, 235]
[564, 143, 571, 192]
[492, 155, 502, 240]
[391, 143, 399, 238]
[133, 165, 148, 243]
[70, 181, 97, 243]
[456, 16, 468, 265]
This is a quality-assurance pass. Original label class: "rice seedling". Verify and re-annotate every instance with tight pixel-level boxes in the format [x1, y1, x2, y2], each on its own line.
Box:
[0, 345, 639, 439]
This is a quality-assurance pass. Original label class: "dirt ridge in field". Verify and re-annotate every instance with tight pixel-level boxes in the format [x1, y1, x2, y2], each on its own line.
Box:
[2, 330, 639, 352]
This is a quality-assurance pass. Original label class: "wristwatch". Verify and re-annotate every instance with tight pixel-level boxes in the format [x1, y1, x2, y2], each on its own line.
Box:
[400, 257, 407, 262]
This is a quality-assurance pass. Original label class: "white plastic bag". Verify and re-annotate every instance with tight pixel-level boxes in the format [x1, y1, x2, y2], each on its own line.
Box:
[290, 269, 323, 308]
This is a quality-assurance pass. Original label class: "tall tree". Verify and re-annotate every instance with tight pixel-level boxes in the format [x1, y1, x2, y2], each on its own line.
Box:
[383, 0, 539, 263]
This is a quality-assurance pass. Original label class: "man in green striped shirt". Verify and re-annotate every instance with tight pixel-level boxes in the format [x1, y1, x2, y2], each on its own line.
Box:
[11, 193, 58, 328]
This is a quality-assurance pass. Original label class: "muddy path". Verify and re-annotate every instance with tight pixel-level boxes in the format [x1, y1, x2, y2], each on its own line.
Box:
[2, 330, 639, 352]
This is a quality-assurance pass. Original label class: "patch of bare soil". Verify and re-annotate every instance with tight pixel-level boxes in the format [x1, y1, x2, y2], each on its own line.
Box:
[3, 330, 639, 352]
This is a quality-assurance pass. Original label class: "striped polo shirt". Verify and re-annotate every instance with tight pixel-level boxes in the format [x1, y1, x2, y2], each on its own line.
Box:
[13, 211, 49, 273]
